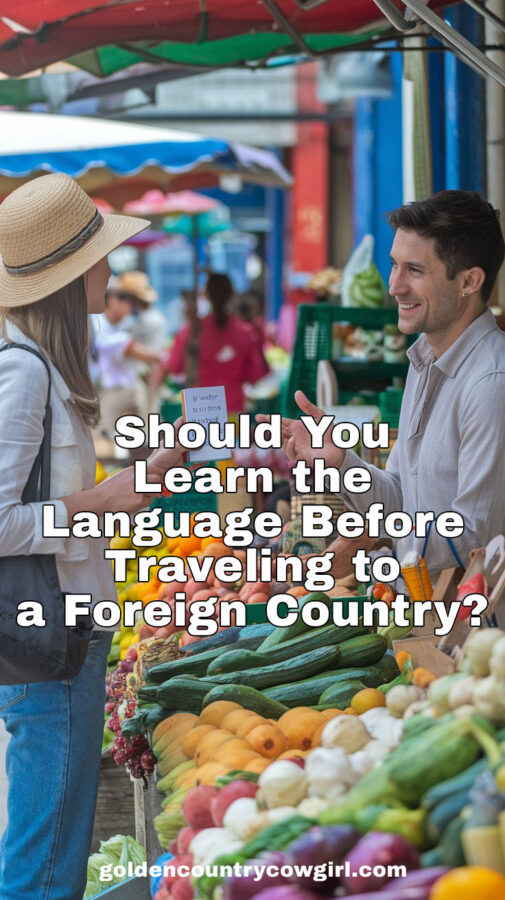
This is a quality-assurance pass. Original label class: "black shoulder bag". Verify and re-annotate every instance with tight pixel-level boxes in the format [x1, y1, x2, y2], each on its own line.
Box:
[0, 342, 93, 685]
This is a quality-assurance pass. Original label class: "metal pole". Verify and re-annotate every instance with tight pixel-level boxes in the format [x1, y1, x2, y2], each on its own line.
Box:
[485, 0, 505, 304]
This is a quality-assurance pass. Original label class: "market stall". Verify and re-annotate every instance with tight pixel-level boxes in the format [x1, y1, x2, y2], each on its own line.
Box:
[90, 471, 505, 899]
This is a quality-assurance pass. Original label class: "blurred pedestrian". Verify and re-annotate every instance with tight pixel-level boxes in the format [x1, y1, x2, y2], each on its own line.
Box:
[94, 278, 162, 439]
[156, 272, 269, 413]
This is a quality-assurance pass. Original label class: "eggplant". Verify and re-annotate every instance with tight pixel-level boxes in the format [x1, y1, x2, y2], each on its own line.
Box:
[222, 852, 291, 900]
[334, 890, 430, 900]
[387, 867, 449, 891]
[342, 831, 420, 895]
[286, 825, 360, 888]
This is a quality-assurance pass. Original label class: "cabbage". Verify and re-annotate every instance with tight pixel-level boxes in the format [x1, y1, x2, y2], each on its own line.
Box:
[83, 834, 146, 898]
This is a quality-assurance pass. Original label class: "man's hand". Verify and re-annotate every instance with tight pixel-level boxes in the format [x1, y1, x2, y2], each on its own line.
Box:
[256, 389, 345, 468]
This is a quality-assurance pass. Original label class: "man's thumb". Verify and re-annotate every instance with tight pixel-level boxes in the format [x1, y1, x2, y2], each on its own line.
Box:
[295, 389, 325, 421]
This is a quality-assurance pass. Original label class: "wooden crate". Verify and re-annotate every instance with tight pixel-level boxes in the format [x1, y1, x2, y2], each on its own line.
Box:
[91, 756, 136, 853]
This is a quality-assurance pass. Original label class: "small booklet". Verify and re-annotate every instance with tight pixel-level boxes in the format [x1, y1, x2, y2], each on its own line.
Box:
[181, 385, 233, 463]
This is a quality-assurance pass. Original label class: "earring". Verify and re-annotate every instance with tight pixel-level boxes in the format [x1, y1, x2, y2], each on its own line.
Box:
[462, 291, 468, 297]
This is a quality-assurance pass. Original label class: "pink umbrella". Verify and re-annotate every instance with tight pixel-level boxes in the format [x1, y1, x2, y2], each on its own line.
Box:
[92, 197, 115, 214]
[123, 189, 220, 217]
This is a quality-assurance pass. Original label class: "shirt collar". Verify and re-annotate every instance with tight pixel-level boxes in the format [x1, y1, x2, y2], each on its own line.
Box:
[2, 320, 71, 402]
[406, 308, 498, 376]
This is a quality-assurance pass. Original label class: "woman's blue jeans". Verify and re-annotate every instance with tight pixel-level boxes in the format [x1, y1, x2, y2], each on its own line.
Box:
[0, 632, 112, 900]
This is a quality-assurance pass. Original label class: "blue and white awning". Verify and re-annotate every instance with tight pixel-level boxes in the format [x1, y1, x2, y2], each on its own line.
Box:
[0, 111, 292, 204]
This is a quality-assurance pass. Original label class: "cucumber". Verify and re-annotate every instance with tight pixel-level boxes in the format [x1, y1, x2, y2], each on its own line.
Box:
[207, 649, 267, 676]
[258, 592, 333, 650]
[263, 667, 383, 708]
[438, 816, 466, 867]
[199, 646, 340, 690]
[147, 631, 273, 682]
[181, 623, 275, 656]
[157, 676, 221, 713]
[264, 623, 369, 664]
[318, 680, 367, 709]
[336, 633, 387, 669]
[427, 789, 472, 843]
[202, 684, 288, 718]
[179, 626, 241, 655]
[422, 757, 488, 811]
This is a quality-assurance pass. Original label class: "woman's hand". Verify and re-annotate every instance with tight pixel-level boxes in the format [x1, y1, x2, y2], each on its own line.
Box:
[62, 465, 164, 521]
[256, 390, 344, 468]
[146, 440, 186, 482]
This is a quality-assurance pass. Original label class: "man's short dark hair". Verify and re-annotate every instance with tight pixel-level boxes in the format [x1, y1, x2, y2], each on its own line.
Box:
[387, 190, 505, 302]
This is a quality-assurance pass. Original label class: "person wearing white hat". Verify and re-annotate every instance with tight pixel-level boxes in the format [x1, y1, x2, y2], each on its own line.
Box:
[0, 173, 184, 900]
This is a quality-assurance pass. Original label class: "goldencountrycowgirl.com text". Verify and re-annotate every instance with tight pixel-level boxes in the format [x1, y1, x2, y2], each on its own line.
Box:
[99, 859, 408, 884]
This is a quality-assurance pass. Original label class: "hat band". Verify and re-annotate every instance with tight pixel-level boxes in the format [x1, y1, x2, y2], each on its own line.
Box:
[4, 209, 104, 276]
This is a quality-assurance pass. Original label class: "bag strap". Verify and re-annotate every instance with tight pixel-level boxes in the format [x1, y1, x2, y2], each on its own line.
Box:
[0, 342, 52, 503]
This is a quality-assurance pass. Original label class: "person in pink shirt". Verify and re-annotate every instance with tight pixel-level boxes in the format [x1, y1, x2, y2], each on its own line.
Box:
[160, 273, 269, 413]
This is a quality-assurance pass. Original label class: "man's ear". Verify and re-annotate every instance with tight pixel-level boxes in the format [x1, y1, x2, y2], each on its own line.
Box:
[462, 266, 486, 298]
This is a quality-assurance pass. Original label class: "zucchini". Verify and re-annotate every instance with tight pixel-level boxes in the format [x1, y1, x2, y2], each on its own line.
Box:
[263, 666, 383, 708]
[202, 684, 288, 718]
[264, 623, 369, 665]
[258, 592, 333, 650]
[137, 684, 160, 702]
[200, 646, 340, 690]
[336, 633, 387, 669]
[372, 650, 400, 681]
[207, 649, 267, 676]
[143, 705, 169, 731]
[318, 680, 367, 709]
[157, 676, 221, 713]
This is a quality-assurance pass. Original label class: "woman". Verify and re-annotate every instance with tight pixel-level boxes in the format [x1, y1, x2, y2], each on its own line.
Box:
[0, 174, 184, 900]
[160, 272, 269, 413]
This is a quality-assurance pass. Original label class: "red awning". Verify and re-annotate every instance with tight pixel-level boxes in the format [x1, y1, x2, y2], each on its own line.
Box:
[0, 0, 454, 76]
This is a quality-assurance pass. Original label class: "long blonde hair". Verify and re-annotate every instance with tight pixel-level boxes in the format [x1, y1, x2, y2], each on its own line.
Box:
[0, 275, 100, 426]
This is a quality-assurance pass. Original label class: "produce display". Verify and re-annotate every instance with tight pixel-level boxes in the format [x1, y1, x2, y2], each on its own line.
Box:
[96, 511, 505, 900]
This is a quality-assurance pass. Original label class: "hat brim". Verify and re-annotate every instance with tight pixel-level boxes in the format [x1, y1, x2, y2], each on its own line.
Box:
[0, 213, 150, 307]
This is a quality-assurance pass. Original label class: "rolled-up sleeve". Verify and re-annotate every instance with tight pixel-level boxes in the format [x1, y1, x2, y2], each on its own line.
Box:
[0, 350, 73, 557]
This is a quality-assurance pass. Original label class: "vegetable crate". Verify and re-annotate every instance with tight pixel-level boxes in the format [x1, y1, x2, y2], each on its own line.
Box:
[282, 304, 405, 419]
[93, 877, 150, 899]
[393, 533, 505, 674]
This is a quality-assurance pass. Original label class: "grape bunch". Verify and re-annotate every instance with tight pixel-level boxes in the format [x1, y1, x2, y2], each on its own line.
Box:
[105, 648, 157, 779]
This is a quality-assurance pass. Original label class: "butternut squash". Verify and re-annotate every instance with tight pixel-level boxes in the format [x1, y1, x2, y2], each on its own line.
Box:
[212, 738, 261, 768]
[278, 707, 325, 750]
[244, 757, 271, 775]
[194, 761, 228, 786]
[152, 713, 198, 752]
[181, 724, 215, 758]
[199, 701, 242, 726]
[235, 714, 267, 738]
[194, 728, 234, 766]
[246, 724, 288, 759]
[221, 708, 258, 734]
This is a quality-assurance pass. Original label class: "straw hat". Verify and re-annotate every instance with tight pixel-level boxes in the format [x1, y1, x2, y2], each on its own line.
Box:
[113, 270, 158, 304]
[0, 173, 150, 307]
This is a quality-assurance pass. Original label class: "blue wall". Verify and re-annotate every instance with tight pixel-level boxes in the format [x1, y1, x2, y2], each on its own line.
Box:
[353, 14, 486, 281]
[353, 53, 404, 283]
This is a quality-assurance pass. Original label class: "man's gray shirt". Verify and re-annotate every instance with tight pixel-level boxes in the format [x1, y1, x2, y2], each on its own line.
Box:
[339, 308, 505, 578]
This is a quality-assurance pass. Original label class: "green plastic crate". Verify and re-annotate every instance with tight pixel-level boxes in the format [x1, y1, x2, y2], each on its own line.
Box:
[282, 304, 406, 418]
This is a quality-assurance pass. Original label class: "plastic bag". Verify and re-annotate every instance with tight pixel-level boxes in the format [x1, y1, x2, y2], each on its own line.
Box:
[341, 233, 387, 308]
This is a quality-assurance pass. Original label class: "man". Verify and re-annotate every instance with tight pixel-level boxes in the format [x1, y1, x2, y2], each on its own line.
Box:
[93, 278, 162, 440]
[265, 191, 505, 582]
